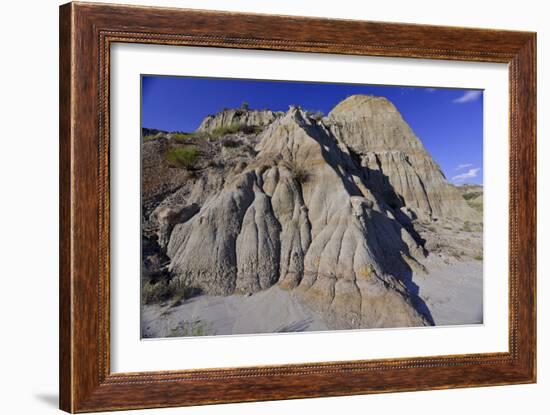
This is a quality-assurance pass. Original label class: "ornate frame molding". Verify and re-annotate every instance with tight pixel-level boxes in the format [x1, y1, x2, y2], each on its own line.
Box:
[60, 2, 536, 412]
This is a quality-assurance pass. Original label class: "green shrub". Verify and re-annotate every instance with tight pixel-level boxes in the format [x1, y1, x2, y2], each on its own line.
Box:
[142, 276, 197, 306]
[171, 132, 194, 142]
[141, 280, 172, 305]
[143, 134, 159, 141]
[285, 160, 311, 184]
[165, 145, 199, 168]
[211, 123, 242, 138]
[462, 192, 481, 201]
[474, 253, 483, 261]
[210, 123, 262, 138]
[169, 292, 187, 308]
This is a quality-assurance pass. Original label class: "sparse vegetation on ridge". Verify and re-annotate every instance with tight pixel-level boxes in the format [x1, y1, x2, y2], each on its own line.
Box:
[143, 134, 160, 141]
[171, 132, 194, 142]
[165, 145, 199, 168]
[210, 122, 263, 138]
[210, 123, 242, 137]
[142, 273, 197, 306]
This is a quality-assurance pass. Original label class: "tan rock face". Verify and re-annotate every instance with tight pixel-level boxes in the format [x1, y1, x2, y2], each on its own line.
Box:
[197, 108, 282, 133]
[329, 95, 479, 222]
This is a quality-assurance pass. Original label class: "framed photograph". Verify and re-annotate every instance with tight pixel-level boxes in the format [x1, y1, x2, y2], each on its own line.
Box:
[59, 2, 536, 412]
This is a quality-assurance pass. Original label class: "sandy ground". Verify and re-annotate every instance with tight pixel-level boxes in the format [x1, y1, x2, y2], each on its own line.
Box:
[414, 259, 483, 326]
[142, 286, 328, 338]
[142, 258, 483, 338]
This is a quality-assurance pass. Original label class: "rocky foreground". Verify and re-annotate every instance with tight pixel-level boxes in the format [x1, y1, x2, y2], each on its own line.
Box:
[141, 95, 483, 335]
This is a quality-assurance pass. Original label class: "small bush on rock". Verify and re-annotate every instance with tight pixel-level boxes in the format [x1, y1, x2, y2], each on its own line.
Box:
[165, 145, 199, 168]
[285, 160, 311, 184]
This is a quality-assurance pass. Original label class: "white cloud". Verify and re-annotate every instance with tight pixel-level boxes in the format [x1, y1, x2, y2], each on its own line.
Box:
[455, 163, 473, 171]
[452, 167, 480, 183]
[453, 90, 482, 104]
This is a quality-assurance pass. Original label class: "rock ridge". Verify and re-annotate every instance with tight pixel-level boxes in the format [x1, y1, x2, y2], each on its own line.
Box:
[197, 108, 283, 133]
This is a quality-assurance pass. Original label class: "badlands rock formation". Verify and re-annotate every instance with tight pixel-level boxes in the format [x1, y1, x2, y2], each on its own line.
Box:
[197, 108, 283, 133]
[142, 95, 480, 330]
[328, 95, 477, 222]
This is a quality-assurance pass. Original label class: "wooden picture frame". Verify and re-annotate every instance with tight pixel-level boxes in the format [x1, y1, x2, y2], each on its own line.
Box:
[59, 2, 536, 412]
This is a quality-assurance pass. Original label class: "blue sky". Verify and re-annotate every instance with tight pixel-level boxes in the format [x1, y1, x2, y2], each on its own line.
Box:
[142, 76, 483, 185]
